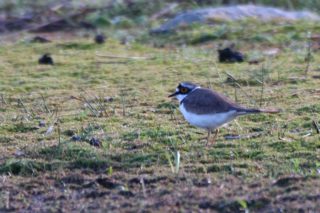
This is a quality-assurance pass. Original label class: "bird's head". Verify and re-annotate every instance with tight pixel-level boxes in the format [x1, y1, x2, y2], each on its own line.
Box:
[168, 82, 200, 102]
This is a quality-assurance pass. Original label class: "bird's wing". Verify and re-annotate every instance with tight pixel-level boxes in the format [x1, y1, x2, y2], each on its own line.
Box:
[182, 88, 243, 115]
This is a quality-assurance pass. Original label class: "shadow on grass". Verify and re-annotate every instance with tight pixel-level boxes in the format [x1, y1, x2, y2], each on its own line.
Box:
[0, 159, 65, 176]
[0, 141, 162, 176]
[56, 42, 100, 50]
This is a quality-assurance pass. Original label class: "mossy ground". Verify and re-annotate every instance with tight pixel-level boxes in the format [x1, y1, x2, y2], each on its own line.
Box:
[0, 21, 319, 212]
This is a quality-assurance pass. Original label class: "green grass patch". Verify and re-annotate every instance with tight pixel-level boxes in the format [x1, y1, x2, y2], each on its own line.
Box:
[0, 20, 319, 181]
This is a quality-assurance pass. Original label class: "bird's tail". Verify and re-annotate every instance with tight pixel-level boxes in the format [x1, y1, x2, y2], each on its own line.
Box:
[237, 108, 281, 115]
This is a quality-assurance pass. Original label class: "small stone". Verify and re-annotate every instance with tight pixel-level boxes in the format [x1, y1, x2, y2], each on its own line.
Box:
[31, 36, 51, 43]
[14, 150, 25, 157]
[120, 37, 129, 45]
[118, 190, 134, 197]
[104, 96, 114, 102]
[39, 120, 46, 127]
[94, 34, 106, 44]
[64, 129, 75, 136]
[116, 185, 126, 191]
[71, 135, 81, 141]
[45, 125, 54, 135]
[89, 137, 101, 147]
[194, 178, 212, 187]
[96, 178, 118, 189]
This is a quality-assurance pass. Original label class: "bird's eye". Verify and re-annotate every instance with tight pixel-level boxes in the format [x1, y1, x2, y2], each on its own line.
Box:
[180, 87, 188, 93]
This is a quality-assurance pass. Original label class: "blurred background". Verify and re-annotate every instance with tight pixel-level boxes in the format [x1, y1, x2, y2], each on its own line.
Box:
[1, 0, 320, 34]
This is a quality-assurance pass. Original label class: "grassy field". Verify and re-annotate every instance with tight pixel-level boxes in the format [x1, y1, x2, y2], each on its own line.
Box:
[0, 20, 320, 212]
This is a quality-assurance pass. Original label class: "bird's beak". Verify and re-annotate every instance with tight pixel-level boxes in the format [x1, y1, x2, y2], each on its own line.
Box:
[168, 91, 179, 97]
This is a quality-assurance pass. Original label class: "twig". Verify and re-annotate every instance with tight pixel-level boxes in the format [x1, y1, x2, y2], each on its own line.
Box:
[174, 151, 180, 174]
[304, 32, 312, 77]
[0, 94, 7, 105]
[40, 94, 51, 113]
[96, 61, 129, 65]
[5, 191, 9, 210]
[120, 92, 126, 117]
[259, 65, 265, 107]
[52, 105, 62, 146]
[93, 94, 107, 115]
[313, 120, 320, 134]
[225, 72, 256, 105]
[81, 94, 100, 117]
[71, 91, 110, 117]
[140, 177, 147, 198]
[18, 98, 35, 119]
[45, 107, 59, 136]
[224, 132, 263, 140]
[57, 119, 61, 146]
[234, 86, 238, 103]
[80, 89, 109, 117]
[150, 3, 178, 20]
[17, 98, 29, 115]
[70, 94, 100, 117]
[96, 54, 155, 60]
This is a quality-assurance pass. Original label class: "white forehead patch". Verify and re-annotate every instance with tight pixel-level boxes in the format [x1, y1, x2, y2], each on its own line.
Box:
[179, 82, 201, 90]
[180, 82, 190, 87]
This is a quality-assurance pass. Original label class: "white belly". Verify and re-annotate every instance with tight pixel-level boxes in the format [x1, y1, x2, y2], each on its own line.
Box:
[179, 104, 238, 129]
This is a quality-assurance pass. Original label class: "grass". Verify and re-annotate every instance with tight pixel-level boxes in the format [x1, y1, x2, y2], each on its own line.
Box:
[0, 20, 319, 211]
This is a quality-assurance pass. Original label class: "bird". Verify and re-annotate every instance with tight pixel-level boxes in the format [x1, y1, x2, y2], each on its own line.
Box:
[218, 47, 244, 63]
[31, 36, 51, 43]
[38, 53, 54, 65]
[169, 82, 280, 145]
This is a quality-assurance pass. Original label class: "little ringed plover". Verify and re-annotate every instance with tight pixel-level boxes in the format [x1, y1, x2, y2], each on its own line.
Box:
[169, 82, 280, 145]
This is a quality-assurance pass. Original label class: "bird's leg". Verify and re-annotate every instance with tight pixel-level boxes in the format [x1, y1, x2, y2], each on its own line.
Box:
[206, 129, 219, 146]
[212, 129, 219, 142]
[205, 129, 211, 147]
